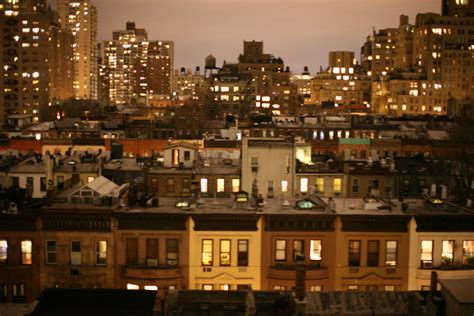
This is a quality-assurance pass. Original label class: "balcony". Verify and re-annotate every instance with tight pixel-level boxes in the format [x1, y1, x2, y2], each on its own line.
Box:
[268, 262, 329, 280]
[121, 264, 183, 280]
[417, 264, 474, 280]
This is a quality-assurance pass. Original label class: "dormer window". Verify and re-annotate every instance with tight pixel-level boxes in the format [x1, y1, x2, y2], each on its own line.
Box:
[296, 199, 317, 210]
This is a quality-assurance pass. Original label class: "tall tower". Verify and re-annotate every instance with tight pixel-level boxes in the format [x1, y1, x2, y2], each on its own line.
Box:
[56, 0, 97, 100]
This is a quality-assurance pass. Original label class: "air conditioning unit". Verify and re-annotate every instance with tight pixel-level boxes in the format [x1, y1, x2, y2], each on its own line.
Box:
[147, 259, 158, 267]
[422, 261, 433, 269]
[202, 267, 212, 272]
[167, 260, 178, 266]
[386, 267, 397, 274]
[238, 267, 247, 272]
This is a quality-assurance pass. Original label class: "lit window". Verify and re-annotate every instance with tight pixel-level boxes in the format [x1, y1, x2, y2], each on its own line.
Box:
[217, 178, 225, 193]
[13, 284, 24, 297]
[273, 285, 287, 291]
[281, 180, 288, 193]
[95, 241, 107, 265]
[463, 241, 474, 265]
[300, 178, 308, 193]
[231, 179, 240, 193]
[200, 178, 208, 193]
[310, 285, 322, 292]
[385, 241, 398, 266]
[316, 178, 324, 193]
[442, 241, 454, 265]
[347, 285, 359, 291]
[220, 240, 231, 266]
[202, 240, 213, 266]
[219, 284, 230, 291]
[275, 240, 287, 261]
[144, 285, 158, 291]
[421, 240, 433, 265]
[171, 149, 179, 165]
[333, 178, 341, 194]
[70, 241, 81, 265]
[202, 284, 213, 290]
[87, 176, 95, 183]
[127, 283, 139, 290]
[0, 240, 7, 265]
[21, 240, 32, 265]
[310, 240, 322, 261]
[221, 86, 229, 92]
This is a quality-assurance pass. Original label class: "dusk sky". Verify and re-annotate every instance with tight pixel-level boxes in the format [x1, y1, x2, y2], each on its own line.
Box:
[76, 0, 439, 72]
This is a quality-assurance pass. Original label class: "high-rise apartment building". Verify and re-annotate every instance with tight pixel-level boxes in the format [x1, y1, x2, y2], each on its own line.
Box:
[0, 0, 74, 124]
[442, 0, 474, 16]
[102, 22, 174, 106]
[56, 0, 97, 100]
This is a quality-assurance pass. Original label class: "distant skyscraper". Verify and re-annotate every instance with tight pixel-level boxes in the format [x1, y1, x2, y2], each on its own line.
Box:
[56, 0, 97, 100]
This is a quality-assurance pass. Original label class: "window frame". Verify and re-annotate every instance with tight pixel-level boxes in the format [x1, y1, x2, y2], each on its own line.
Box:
[95, 240, 107, 266]
[21, 240, 32, 265]
[421, 240, 434, 265]
[70, 240, 82, 266]
[219, 240, 231, 266]
[0, 240, 7, 266]
[45, 240, 56, 265]
[202, 239, 213, 266]
[293, 240, 305, 262]
[385, 240, 398, 266]
[166, 239, 179, 266]
[275, 239, 287, 262]
[348, 240, 361, 267]
[310, 240, 322, 261]
[237, 239, 249, 267]
[367, 240, 380, 267]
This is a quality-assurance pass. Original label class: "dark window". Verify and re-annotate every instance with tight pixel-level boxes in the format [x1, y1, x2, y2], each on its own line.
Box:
[367, 240, 379, 266]
[40, 177, 47, 191]
[352, 179, 360, 193]
[150, 177, 158, 190]
[46, 240, 56, 264]
[57, 176, 64, 190]
[237, 240, 249, 266]
[293, 240, 305, 261]
[349, 240, 361, 267]
[126, 238, 138, 265]
[184, 151, 191, 161]
[0, 284, 7, 302]
[146, 239, 159, 261]
[182, 178, 190, 193]
[70, 241, 81, 266]
[166, 239, 178, 266]
[26, 177, 33, 192]
[167, 178, 175, 193]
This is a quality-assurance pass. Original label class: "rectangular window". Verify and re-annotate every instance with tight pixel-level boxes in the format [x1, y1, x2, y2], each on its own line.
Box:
[12, 177, 19, 187]
[333, 178, 341, 194]
[202, 240, 213, 266]
[220, 240, 231, 266]
[293, 240, 304, 261]
[172, 149, 180, 165]
[463, 240, 474, 265]
[275, 240, 287, 261]
[202, 284, 213, 291]
[146, 239, 159, 261]
[200, 178, 208, 193]
[251, 157, 258, 165]
[46, 240, 56, 264]
[21, 240, 32, 265]
[385, 241, 398, 266]
[367, 240, 379, 267]
[167, 178, 175, 193]
[348, 240, 361, 267]
[151, 177, 158, 190]
[421, 240, 433, 264]
[217, 178, 225, 193]
[316, 178, 324, 193]
[232, 179, 240, 192]
[238, 240, 249, 266]
[385, 178, 393, 193]
[0, 284, 6, 300]
[368, 179, 379, 192]
[281, 180, 288, 193]
[26, 177, 33, 191]
[184, 150, 190, 161]
[300, 178, 308, 193]
[166, 239, 179, 266]
[442, 240, 454, 265]
[310, 285, 322, 292]
[352, 178, 360, 193]
[219, 284, 230, 291]
[87, 176, 95, 183]
[310, 240, 322, 261]
[95, 241, 107, 265]
[273, 285, 286, 291]
[126, 238, 138, 265]
[182, 178, 190, 193]
[384, 285, 396, 292]
[70, 241, 82, 266]
[347, 285, 359, 291]
[40, 177, 47, 191]
[267, 181, 274, 196]
[0, 240, 7, 265]
[13, 284, 24, 297]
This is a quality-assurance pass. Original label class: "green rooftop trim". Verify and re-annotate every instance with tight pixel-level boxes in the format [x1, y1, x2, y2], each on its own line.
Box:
[339, 138, 371, 145]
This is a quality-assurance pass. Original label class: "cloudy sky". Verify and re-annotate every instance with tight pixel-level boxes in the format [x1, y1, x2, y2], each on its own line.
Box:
[84, 0, 439, 72]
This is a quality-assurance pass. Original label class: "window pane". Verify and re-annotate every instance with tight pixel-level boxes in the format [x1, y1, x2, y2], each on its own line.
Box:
[96, 241, 107, 265]
[333, 178, 341, 193]
[202, 240, 213, 266]
[46, 240, 56, 264]
[21, 240, 32, 265]
[442, 240, 454, 265]
[232, 179, 240, 192]
[70, 241, 82, 265]
[238, 240, 249, 266]
[281, 180, 288, 193]
[126, 238, 138, 265]
[220, 240, 231, 266]
[300, 178, 308, 193]
[421, 240, 433, 262]
[293, 240, 304, 261]
[385, 241, 398, 266]
[310, 240, 322, 261]
[463, 241, 474, 265]
[200, 178, 208, 193]
[0, 240, 7, 265]
[349, 240, 361, 266]
[316, 178, 324, 193]
[275, 240, 287, 261]
[367, 240, 379, 267]
[166, 239, 179, 265]
[217, 178, 225, 193]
